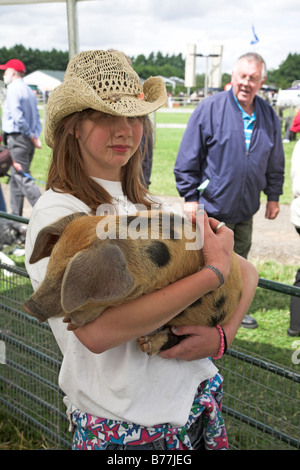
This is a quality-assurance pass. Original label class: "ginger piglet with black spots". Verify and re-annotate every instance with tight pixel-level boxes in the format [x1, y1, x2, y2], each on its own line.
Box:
[23, 211, 243, 355]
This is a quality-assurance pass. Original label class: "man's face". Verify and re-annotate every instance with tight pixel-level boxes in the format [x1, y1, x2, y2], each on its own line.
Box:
[231, 59, 265, 112]
[3, 68, 15, 85]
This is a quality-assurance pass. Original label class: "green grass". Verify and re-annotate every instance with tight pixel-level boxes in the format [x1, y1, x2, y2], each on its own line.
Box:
[235, 260, 297, 368]
[151, 127, 186, 196]
[0, 412, 51, 450]
[155, 111, 193, 124]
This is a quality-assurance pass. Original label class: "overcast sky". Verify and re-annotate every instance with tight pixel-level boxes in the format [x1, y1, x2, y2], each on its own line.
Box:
[0, 0, 299, 78]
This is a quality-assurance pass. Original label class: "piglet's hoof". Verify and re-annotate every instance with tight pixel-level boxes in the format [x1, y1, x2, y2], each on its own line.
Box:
[137, 336, 152, 355]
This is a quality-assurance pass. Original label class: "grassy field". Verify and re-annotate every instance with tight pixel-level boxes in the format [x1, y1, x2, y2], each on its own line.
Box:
[0, 107, 299, 450]
[1, 106, 295, 203]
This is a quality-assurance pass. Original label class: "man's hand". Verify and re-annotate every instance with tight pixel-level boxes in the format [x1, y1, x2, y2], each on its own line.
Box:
[265, 201, 279, 219]
[12, 161, 22, 173]
[31, 137, 42, 149]
[183, 201, 199, 223]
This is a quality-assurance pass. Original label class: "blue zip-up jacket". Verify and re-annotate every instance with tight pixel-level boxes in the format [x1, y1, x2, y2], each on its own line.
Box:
[174, 88, 285, 223]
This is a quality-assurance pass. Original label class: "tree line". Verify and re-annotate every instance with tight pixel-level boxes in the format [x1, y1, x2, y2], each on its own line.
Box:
[0, 44, 299, 91]
[0, 44, 68, 75]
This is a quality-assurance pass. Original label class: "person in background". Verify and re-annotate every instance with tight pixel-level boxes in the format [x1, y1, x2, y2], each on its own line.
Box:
[0, 133, 7, 212]
[283, 107, 300, 143]
[0, 185, 6, 211]
[140, 115, 153, 188]
[0, 59, 41, 216]
[174, 52, 285, 329]
[289, 140, 300, 336]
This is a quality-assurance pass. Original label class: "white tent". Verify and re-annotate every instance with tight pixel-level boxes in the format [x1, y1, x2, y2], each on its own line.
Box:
[277, 84, 300, 107]
[24, 70, 63, 93]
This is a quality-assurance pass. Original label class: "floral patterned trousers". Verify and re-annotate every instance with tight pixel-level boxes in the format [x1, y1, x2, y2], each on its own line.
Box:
[70, 373, 228, 450]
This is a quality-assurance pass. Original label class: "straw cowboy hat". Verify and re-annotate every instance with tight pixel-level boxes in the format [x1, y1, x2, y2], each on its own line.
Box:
[44, 49, 167, 148]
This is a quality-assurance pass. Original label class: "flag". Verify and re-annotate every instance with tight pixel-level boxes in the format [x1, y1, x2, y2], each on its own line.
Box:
[250, 25, 259, 45]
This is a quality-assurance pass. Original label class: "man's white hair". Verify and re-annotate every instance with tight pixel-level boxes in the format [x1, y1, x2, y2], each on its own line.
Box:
[233, 52, 267, 81]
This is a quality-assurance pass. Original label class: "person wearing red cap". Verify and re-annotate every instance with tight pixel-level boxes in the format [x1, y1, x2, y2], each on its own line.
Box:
[0, 58, 41, 216]
[0, 59, 26, 74]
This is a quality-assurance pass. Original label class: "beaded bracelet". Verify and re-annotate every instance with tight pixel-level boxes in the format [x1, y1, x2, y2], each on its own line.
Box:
[199, 265, 225, 288]
[220, 325, 227, 354]
[212, 324, 226, 360]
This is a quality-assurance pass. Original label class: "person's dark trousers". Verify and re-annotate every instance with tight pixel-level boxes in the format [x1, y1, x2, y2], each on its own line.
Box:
[289, 227, 300, 335]
[0, 185, 7, 212]
[289, 268, 300, 334]
[7, 133, 41, 216]
[226, 218, 258, 329]
[226, 218, 253, 260]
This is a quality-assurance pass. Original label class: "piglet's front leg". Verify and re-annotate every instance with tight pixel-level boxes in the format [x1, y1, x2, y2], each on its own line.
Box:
[137, 328, 186, 355]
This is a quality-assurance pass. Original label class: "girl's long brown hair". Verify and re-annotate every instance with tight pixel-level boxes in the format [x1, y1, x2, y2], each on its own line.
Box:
[46, 110, 155, 214]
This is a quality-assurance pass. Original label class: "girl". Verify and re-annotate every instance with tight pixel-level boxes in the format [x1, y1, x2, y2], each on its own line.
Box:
[25, 50, 258, 450]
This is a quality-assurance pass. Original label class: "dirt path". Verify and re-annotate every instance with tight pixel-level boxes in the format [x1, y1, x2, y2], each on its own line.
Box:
[161, 196, 300, 266]
[2, 183, 299, 265]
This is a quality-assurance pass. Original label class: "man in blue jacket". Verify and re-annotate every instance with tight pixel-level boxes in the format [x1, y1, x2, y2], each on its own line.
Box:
[174, 52, 285, 329]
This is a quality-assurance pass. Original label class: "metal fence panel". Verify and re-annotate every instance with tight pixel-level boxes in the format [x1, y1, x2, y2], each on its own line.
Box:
[218, 347, 300, 450]
[0, 262, 299, 450]
[0, 263, 70, 449]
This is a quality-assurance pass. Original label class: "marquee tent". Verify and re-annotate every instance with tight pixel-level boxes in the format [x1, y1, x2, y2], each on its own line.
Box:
[23, 70, 64, 93]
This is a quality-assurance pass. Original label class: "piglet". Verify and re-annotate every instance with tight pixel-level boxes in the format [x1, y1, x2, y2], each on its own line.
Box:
[23, 211, 243, 354]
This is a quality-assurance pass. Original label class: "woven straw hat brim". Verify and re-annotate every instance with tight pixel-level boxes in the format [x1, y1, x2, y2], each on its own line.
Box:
[44, 75, 167, 148]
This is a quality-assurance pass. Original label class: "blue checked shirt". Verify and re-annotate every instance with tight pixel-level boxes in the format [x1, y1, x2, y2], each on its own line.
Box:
[2, 78, 41, 139]
[233, 94, 256, 151]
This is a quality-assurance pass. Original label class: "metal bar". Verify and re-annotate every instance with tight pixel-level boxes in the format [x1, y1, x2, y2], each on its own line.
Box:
[0, 331, 62, 368]
[223, 406, 300, 449]
[0, 303, 50, 330]
[258, 277, 300, 297]
[5, 357, 62, 392]
[1, 376, 63, 413]
[66, 0, 79, 59]
[226, 348, 300, 383]
[0, 262, 30, 277]
[0, 397, 71, 449]
[0, 210, 29, 224]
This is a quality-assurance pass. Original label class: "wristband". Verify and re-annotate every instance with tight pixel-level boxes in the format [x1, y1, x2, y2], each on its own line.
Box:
[220, 325, 227, 354]
[212, 324, 225, 360]
[199, 264, 225, 288]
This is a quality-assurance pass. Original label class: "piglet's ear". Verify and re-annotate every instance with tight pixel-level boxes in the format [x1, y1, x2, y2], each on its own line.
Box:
[61, 242, 135, 313]
[29, 212, 86, 264]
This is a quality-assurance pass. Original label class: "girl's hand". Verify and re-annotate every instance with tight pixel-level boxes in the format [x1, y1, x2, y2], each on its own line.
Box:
[159, 325, 220, 361]
[198, 210, 234, 281]
[159, 257, 259, 361]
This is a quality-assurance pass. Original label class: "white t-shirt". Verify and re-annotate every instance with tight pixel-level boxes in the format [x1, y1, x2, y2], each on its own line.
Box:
[25, 178, 218, 427]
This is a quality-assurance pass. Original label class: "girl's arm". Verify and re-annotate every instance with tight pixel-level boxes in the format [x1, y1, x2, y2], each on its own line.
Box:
[72, 212, 236, 354]
[159, 255, 258, 361]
